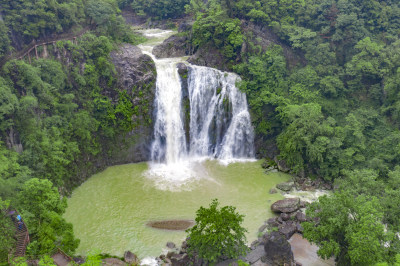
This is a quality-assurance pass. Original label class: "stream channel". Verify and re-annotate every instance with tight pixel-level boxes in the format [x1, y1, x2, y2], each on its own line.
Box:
[64, 29, 291, 260]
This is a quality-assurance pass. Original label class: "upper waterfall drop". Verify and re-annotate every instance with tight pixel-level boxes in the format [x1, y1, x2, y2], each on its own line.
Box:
[138, 29, 255, 189]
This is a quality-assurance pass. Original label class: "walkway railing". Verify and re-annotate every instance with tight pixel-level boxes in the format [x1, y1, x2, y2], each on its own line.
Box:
[0, 26, 90, 68]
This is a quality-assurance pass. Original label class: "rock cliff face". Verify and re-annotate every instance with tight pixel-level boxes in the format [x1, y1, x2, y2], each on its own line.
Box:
[187, 44, 232, 72]
[153, 35, 190, 58]
[70, 44, 157, 188]
[109, 44, 157, 163]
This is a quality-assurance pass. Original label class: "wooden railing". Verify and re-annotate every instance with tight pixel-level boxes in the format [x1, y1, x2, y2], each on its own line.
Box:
[0, 26, 90, 68]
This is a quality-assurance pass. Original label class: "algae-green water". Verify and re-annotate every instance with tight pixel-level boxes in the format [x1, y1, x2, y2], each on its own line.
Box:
[64, 160, 290, 258]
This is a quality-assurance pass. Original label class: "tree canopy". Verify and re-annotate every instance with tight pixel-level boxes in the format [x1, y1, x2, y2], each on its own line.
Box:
[186, 199, 248, 263]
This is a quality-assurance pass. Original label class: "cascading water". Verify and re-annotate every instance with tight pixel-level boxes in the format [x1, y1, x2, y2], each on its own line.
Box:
[187, 66, 254, 160]
[150, 59, 187, 163]
[139, 29, 254, 190]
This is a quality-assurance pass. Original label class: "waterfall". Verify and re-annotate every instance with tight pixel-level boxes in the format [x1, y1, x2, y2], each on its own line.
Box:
[150, 58, 187, 163]
[150, 63, 254, 163]
[138, 29, 255, 189]
[187, 66, 254, 160]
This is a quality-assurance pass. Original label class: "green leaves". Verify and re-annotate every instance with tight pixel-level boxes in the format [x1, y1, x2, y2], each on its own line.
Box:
[192, 5, 244, 60]
[18, 178, 79, 256]
[303, 192, 391, 265]
[186, 199, 248, 263]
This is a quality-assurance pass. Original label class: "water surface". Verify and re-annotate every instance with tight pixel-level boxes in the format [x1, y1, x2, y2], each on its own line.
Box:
[64, 160, 290, 258]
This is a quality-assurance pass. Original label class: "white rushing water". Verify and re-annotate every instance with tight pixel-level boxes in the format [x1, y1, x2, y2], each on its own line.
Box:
[138, 29, 255, 189]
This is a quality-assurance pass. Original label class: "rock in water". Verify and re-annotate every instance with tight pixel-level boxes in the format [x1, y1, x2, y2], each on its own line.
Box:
[276, 182, 293, 192]
[124, 251, 139, 265]
[263, 232, 294, 265]
[271, 198, 300, 213]
[269, 188, 277, 194]
[166, 242, 176, 249]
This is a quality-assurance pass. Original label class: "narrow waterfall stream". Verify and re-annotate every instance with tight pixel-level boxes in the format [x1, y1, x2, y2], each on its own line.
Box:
[64, 29, 291, 260]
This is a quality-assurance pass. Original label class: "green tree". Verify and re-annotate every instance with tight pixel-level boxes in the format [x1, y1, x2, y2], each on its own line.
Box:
[303, 192, 395, 265]
[186, 199, 248, 264]
[18, 178, 79, 256]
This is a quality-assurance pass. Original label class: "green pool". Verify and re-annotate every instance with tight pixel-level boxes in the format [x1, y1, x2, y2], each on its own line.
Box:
[64, 160, 290, 258]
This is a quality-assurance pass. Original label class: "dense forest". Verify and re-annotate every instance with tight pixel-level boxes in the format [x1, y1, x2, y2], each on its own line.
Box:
[1, 0, 400, 265]
[0, 0, 148, 262]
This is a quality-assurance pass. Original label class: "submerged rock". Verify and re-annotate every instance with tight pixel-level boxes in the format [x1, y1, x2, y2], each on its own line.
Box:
[147, 220, 195, 231]
[276, 182, 294, 192]
[166, 242, 176, 249]
[269, 188, 277, 194]
[271, 198, 300, 213]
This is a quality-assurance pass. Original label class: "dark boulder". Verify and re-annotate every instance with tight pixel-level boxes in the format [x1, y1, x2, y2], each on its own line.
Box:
[124, 251, 139, 264]
[276, 159, 291, 173]
[267, 217, 280, 228]
[279, 221, 297, 239]
[280, 213, 291, 221]
[263, 232, 294, 265]
[170, 253, 190, 266]
[166, 242, 176, 249]
[276, 182, 294, 192]
[271, 198, 300, 213]
[176, 62, 188, 75]
[153, 35, 190, 58]
[295, 212, 307, 222]
[245, 245, 267, 264]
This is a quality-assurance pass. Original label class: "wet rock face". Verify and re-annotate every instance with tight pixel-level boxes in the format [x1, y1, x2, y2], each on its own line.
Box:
[153, 35, 190, 58]
[263, 232, 294, 265]
[271, 198, 301, 213]
[110, 44, 157, 163]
